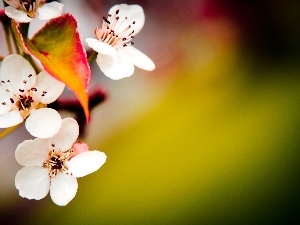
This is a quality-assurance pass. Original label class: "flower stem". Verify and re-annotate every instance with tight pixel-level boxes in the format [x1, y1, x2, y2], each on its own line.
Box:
[5, 31, 13, 54]
[11, 32, 21, 54]
[88, 50, 97, 63]
[24, 54, 41, 73]
[3, 22, 13, 54]
[0, 125, 20, 139]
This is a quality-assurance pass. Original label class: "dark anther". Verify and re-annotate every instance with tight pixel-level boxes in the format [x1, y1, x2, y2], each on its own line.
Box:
[131, 42, 134, 45]
[23, 2, 31, 12]
[133, 21, 135, 24]
[2, 102, 6, 105]
[52, 144, 55, 147]
[10, 98, 14, 104]
[108, 14, 112, 17]
[103, 16, 110, 24]
[28, 74, 32, 77]
[50, 157, 63, 170]
[19, 89, 25, 92]
[116, 9, 119, 14]
[31, 87, 37, 91]
[23, 80, 27, 84]
[1, 81, 4, 83]
[123, 44, 127, 47]
[7, 80, 10, 82]
[116, 16, 119, 20]
[122, 37, 127, 41]
[19, 96, 33, 109]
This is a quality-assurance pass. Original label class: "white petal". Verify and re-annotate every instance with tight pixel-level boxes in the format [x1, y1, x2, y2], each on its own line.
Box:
[25, 108, 62, 138]
[0, 54, 36, 92]
[66, 151, 107, 178]
[0, 104, 11, 115]
[15, 139, 49, 167]
[96, 53, 134, 80]
[50, 172, 78, 206]
[49, 118, 79, 151]
[0, 88, 11, 115]
[37, 2, 64, 20]
[121, 46, 155, 71]
[15, 166, 50, 200]
[4, 6, 32, 23]
[0, 110, 23, 128]
[108, 4, 145, 35]
[33, 71, 65, 104]
[86, 38, 117, 55]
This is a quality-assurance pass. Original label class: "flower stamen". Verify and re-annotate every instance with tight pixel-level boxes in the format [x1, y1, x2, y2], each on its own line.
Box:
[95, 8, 137, 49]
[43, 148, 75, 178]
[18, 0, 43, 18]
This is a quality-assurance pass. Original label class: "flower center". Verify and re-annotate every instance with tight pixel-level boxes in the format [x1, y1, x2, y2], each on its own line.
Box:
[17, 95, 33, 110]
[19, 0, 42, 18]
[43, 147, 74, 178]
[96, 8, 136, 49]
[49, 156, 63, 170]
[0, 74, 47, 119]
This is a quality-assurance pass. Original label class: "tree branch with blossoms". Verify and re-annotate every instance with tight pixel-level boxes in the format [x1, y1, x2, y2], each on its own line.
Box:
[0, 0, 155, 206]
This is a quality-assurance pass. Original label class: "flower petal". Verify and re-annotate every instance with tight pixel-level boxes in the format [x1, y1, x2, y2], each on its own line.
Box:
[86, 38, 117, 55]
[108, 4, 145, 35]
[15, 166, 50, 200]
[0, 110, 23, 128]
[121, 46, 155, 71]
[50, 172, 78, 206]
[33, 71, 65, 104]
[96, 53, 134, 80]
[0, 88, 12, 115]
[37, 2, 64, 20]
[49, 118, 79, 152]
[25, 108, 62, 138]
[15, 139, 50, 167]
[0, 54, 36, 93]
[4, 6, 32, 23]
[66, 151, 107, 178]
[0, 104, 11, 115]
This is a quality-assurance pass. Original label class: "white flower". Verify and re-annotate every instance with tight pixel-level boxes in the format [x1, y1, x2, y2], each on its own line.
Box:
[4, 0, 64, 23]
[15, 118, 107, 206]
[0, 54, 65, 138]
[86, 4, 155, 80]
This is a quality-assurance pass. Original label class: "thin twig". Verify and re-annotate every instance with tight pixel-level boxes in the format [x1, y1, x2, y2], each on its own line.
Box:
[0, 124, 20, 139]
[87, 50, 97, 63]
[4, 24, 13, 54]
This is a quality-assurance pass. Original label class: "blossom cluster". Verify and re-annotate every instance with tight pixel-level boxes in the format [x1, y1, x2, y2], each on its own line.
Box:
[0, 0, 155, 206]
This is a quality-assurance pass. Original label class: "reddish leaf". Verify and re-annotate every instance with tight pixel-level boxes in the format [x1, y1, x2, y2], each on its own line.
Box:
[11, 14, 91, 121]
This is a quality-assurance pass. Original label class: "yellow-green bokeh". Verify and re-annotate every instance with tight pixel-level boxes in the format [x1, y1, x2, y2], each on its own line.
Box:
[19, 34, 300, 225]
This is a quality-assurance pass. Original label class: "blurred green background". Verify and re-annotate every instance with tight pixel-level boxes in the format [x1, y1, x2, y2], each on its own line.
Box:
[1, 0, 300, 224]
